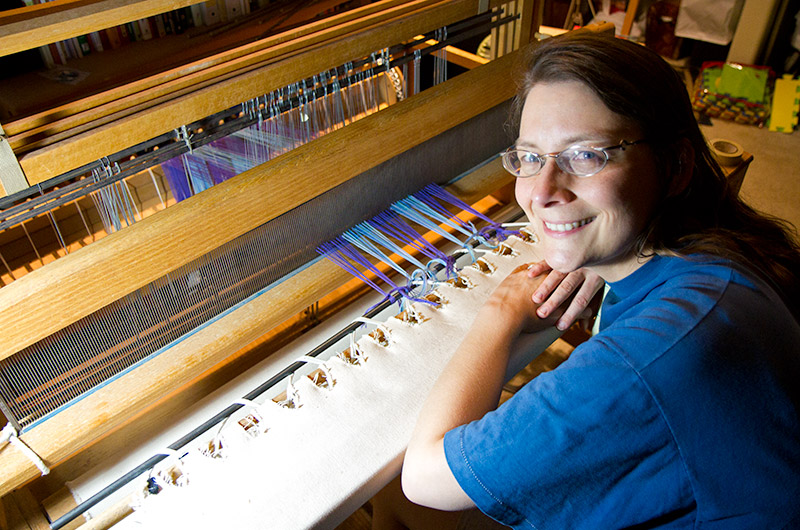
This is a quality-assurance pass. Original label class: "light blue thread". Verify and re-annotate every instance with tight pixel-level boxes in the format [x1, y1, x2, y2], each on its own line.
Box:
[342, 230, 410, 279]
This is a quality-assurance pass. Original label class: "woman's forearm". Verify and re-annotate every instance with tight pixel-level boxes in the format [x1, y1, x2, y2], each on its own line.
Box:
[402, 269, 549, 509]
[401, 311, 519, 510]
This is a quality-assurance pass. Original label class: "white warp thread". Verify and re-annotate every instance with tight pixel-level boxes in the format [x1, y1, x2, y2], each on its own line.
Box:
[1, 423, 50, 476]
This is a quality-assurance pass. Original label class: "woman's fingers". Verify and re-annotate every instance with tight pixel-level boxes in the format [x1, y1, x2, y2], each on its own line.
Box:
[526, 260, 552, 281]
[534, 269, 581, 316]
[530, 269, 605, 331]
[553, 274, 604, 331]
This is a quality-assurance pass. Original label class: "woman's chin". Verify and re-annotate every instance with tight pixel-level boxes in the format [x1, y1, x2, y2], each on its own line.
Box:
[543, 253, 584, 275]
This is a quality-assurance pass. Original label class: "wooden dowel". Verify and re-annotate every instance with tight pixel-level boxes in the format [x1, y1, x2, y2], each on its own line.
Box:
[620, 0, 639, 37]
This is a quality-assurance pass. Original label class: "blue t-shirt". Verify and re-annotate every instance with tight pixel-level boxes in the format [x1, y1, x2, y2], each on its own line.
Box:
[444, 255, 800, 529]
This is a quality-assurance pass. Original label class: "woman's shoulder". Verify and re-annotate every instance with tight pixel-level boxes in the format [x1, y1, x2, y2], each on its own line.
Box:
[652, 253, 787, 320]
[597, 253, 797, 370]
[602, 255, 741, 333]
[612, 253, 770, 315]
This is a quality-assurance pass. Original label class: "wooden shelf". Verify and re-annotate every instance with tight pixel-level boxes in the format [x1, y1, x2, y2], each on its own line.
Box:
[0, 0, 366, 124]
[0, 0, 206, 57]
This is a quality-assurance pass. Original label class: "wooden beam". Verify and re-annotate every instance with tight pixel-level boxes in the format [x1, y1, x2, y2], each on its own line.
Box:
[9, 490, 48, 530]
[40, 487, 85, 530]
[515, 0, 536, 47]
[441, 45, 489, 69]
[0, 493, 31, 530]
[0, 0, 205, 58]
[426, 41, 488, 69]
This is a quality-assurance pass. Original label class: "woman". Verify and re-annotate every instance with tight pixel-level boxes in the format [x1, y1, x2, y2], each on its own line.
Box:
[402, 31, 800, 528]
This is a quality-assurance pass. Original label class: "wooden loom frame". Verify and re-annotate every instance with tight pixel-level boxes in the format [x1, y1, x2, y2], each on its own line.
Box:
[1, 0, 537, 187]
[0, 0, 544, 508]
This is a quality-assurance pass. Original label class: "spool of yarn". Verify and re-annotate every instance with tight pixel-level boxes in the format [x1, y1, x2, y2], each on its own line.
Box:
[710, 139, 744, 167]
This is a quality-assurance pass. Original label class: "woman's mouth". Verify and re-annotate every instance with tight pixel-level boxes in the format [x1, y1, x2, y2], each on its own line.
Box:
[543, 217, 595, 233]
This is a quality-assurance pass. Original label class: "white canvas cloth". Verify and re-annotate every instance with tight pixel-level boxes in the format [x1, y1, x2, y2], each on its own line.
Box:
[108, 233, 560, 529]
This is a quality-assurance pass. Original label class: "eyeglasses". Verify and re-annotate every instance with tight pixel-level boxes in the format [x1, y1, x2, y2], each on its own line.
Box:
[501, 139, 648, 178]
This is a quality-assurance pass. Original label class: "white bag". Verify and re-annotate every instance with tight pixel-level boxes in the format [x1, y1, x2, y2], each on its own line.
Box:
[675, 0, 745, 45]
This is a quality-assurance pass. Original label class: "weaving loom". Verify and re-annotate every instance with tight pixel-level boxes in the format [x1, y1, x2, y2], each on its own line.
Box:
[0, 2, 604, 527]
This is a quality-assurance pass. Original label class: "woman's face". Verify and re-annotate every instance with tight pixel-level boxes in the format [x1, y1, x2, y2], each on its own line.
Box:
[514, 81, 662, 282]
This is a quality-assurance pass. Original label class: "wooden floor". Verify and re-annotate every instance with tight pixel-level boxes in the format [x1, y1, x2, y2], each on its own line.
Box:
[338, 502, 375, 530]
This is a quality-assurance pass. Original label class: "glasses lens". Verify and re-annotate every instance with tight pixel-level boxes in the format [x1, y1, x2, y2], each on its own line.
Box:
[503, 150, 542, 177]
[560, 148, 607, 176]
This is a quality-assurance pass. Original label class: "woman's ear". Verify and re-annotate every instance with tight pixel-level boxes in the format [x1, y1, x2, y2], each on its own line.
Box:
[667, 138, 694, 197]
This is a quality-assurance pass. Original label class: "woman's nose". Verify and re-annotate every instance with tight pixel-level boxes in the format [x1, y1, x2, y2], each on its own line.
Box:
[526, 159, 574, 208]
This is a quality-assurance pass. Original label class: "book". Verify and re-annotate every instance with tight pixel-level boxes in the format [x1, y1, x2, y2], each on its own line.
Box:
[202, 0, 220, 25]
[153, 15, 167, 37]
[50, 42, 66, 64]
[105, 27, 122, 48]
[190, 3, 204, 27]
[67, 37, 81, 58]
[38, 45, 55, 68]
[88, 31, 104, 52]
[137, 18, 153, 40]
[224, 0, 242, 21]
[173, 8, 190, 33]
[125, 21, 138, 42]
[76, 34, 91, 55]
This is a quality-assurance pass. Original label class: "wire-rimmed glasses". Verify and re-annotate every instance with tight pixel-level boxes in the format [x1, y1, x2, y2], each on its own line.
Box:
[501, 139, 648, 178]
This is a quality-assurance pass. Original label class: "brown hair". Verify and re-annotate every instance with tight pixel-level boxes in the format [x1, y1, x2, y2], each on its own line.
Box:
[514, 31, 800, 318]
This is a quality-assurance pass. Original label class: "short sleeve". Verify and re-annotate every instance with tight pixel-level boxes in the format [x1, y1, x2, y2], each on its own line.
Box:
[443, 343, 693, 529]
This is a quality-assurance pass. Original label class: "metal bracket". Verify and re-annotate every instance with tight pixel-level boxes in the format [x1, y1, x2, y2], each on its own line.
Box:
[177, 125, 194, 154]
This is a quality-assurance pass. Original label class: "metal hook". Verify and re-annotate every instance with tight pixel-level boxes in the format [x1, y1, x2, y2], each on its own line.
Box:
[177, 125, 194, 154]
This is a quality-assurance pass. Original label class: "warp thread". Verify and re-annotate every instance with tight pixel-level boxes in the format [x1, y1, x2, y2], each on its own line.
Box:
[1, 423, 50, 475]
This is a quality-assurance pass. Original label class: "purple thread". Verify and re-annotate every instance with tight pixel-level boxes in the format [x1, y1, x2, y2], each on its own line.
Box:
[418, 185, 521, 242]
[318, 184, 512, 311]
[318, 239, 397, 296]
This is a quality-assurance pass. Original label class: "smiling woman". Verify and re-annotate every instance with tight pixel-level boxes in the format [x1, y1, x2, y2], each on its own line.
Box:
[513, 80, 662, 281]
[402, 31, 800, 529]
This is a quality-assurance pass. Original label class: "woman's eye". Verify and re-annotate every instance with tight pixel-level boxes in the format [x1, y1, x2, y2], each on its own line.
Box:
[519, 152, 539, 164]
[572, 149, 600, 161]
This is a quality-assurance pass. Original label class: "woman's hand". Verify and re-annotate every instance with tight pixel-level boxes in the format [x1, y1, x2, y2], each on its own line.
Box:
[478, 263, 560, 335]
[526, 262, 605, 331]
